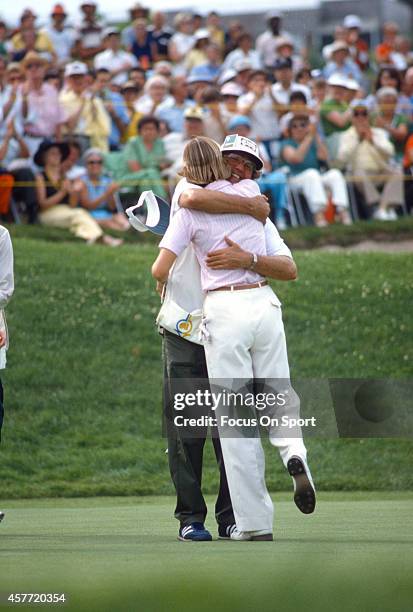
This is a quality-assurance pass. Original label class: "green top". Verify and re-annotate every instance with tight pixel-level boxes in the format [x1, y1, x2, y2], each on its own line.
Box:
[123, 137, 166, 170]
[371, 113, 409, 159]
[320, 98, 351, 137]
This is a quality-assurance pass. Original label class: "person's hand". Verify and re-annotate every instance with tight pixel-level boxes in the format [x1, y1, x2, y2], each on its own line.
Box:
[71, 179, 84, 193]
[206, 237, 252, 270]
[0, 330, 6, 349]
[61, 178, 72, 193]
[5, 120, 15, 139]
[249, 194, 270, 223]
[106, 182, 121, 195]
[374, 115, 387, 129]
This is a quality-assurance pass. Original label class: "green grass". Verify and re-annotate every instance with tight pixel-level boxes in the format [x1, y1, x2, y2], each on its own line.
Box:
[0, 236, 412, 498]
[0, 494, 412, 611]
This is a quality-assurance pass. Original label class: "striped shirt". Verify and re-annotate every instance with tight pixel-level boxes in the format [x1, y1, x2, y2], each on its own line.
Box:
[160, 179, 283, 291]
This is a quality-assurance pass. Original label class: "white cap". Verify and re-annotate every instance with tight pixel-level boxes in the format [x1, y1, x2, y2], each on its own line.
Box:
[217, 69, 237, 86]
[343, 15, 362, 29]
[194, 28, 210, 41]
[220, 134, 263, 171]
[327, 73, 353, 89]
[103, 26, 119, 37]
[376, 86, 399, 99]
[64, 61, 88, 77]
[346, 78, 360, 91]
[220, 82, 244, 97]
[329, 41, 349, 54]
[234, 59, 253, 73]
[276, 35, 294, 49]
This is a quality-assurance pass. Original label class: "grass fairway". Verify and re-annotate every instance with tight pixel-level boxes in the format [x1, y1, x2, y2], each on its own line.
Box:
[0, 493, 412, 612]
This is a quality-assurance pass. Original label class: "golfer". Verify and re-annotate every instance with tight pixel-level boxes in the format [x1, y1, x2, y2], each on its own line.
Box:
[0, 224, 14, 523]
[153, 136, 315, 541]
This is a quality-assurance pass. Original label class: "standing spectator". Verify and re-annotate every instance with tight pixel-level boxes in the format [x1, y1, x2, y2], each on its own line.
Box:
[222, 33, 261, 72]
[42, 4, 76, 65]
[121, 3, 149, 48]
[21, 52, 66, 156]
[375, 22, 400, 67]
[323, 41, 363, 84]
[168, 13, 195, 72]
[319, 74, 353, 162]
[59, 61, 111, 152]
[121, 80, 143, 142]
[93, 68, 129, 151]
[94, 28, 137, 88]
[129, 19, 156, 70]
[155, 76, 194, 133]
[35, 139, 121, 245]
[135, 75, 171, 115]
[282, 115, 351, 226]
[256, 10, 291, 70]
[237, 69, 280, 159]
[343, 15, 369, 72]
[78, 147, 129, 231]
[148, 11, 173, 61]
[337, 101, 405, 220]
[73, 2, 105, 63]
[372, 87, 409, 162]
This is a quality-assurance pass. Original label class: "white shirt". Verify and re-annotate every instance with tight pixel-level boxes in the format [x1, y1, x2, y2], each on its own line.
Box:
[237, 91, 280, 140]
[221, 49, 262, 73]
[94, 49, 138, 87]
[271, 82, 312, 106]
[158, 178, 292, 338]
[0, 226, 14, 369]
[43, 25, 77, 62]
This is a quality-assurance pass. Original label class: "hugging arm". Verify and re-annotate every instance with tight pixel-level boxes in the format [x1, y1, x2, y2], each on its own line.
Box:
[179, 188, 270, 223]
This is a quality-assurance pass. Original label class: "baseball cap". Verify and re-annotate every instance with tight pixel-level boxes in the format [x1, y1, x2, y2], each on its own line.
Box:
[217, 69, 237, 86]
[220, 82, 244, 97]
[184, 106, 204, 121]
[64, 61, 88, 77]
[343, 15, 362, 29]
[228, 115, 252, 130]
[194, 28, 210, 41]
[126, 191, 170, 236]
[220, 134, 263, 171]
[273, 57, 292, 71]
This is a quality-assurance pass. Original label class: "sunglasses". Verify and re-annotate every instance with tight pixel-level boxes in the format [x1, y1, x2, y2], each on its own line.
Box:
[87, 159, 103, 165]
[353, 110, 368, 117]
[291, 121, 308, 129]
[225, 153, 256, 172]
[26, 63, 42, 69]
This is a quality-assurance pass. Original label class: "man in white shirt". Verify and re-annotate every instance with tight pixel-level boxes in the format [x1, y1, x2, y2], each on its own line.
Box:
[43, 4, 76, 65]
[94, 28, 138, 88]
[0, 225, 14, 523]
[152, 136, 315, 541]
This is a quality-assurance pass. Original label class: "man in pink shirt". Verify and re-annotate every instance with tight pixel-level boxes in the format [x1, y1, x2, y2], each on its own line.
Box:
[153, 136, 315, 541]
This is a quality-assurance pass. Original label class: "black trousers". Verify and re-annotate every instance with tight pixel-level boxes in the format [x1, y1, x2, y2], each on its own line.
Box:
[162, 330, 234, 527]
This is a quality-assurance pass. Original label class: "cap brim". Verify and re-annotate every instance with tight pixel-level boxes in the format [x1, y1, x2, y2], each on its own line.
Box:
[126, 190, 170, 236]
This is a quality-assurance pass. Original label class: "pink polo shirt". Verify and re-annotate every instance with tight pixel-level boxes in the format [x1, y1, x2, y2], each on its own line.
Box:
[160, 179, 267, 291]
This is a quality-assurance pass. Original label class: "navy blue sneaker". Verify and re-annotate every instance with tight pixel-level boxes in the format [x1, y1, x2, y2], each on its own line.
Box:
[178, 522, 212, 541]
[218, 524, 237, 539]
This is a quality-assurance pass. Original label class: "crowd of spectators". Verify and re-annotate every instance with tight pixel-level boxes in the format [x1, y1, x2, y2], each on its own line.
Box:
[1, 4, 413, 243]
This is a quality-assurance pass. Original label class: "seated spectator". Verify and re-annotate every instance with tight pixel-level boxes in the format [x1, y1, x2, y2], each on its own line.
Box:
[224, 20, 244, 58]
[20, 52, 66, 156]
[42, 4, 76, 66]
[372, 87, 408, 162]
[402, 133, 413, 213]
[128, 66, 146, 94]
[295, 67, 312, 88]
[281, 114, 351, 226]
[78, 148, 129, 231]
[59, 61, 111, 152]
[322, 26, 347, 63]
[343, 15, 369, 72]
[73, 2, 105, 62]
[10, 9, 56, 63]
[128, 19, 157, 70]
[148, 11, 173, 61]
[337, 100, 405, 221]
[222, 33, 261, 72]
[370, 66, 411, 118]
[323, 41, 362, 85]
[0, 62, 24, 137]
[279, 91, 317, 137]
[185, 29, 211, 72]
[168, 13, 195, 72]
[319, 74, 353, 162]
[196, 43, 222, 82]
[34, 139, 121, 245]
[228, 114, 288, 229]
[237, 69, 280, 161]
[135, 75, 171, 115]
[206, 11, 225, 52]
[311, 78, 328, 112]
[375, 22, 399, 67]
[105, 116, 168, 199]
[94, 28, 137, 88]
[162, 106, 205, 183]
[0, 20, 8, 58]
[275, 36, 303, 73]
[93, 68, 129, 150]
[121, 4, 150, 48]
[199, 87, 226, 143]
[121, 81, 143, 142]
[155, 76, 194, 133]
[219, 81, 244, 129]
[186, 69, 214, 104]
[62, 140, 86, 180]
[0, 119, 38, 223]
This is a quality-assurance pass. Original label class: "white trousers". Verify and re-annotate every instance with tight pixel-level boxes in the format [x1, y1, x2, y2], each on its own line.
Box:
[202, 285, 307, 532]
[290, 168, 350, 213]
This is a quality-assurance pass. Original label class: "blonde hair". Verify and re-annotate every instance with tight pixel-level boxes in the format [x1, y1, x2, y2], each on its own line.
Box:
[181, 137, 231, 185]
